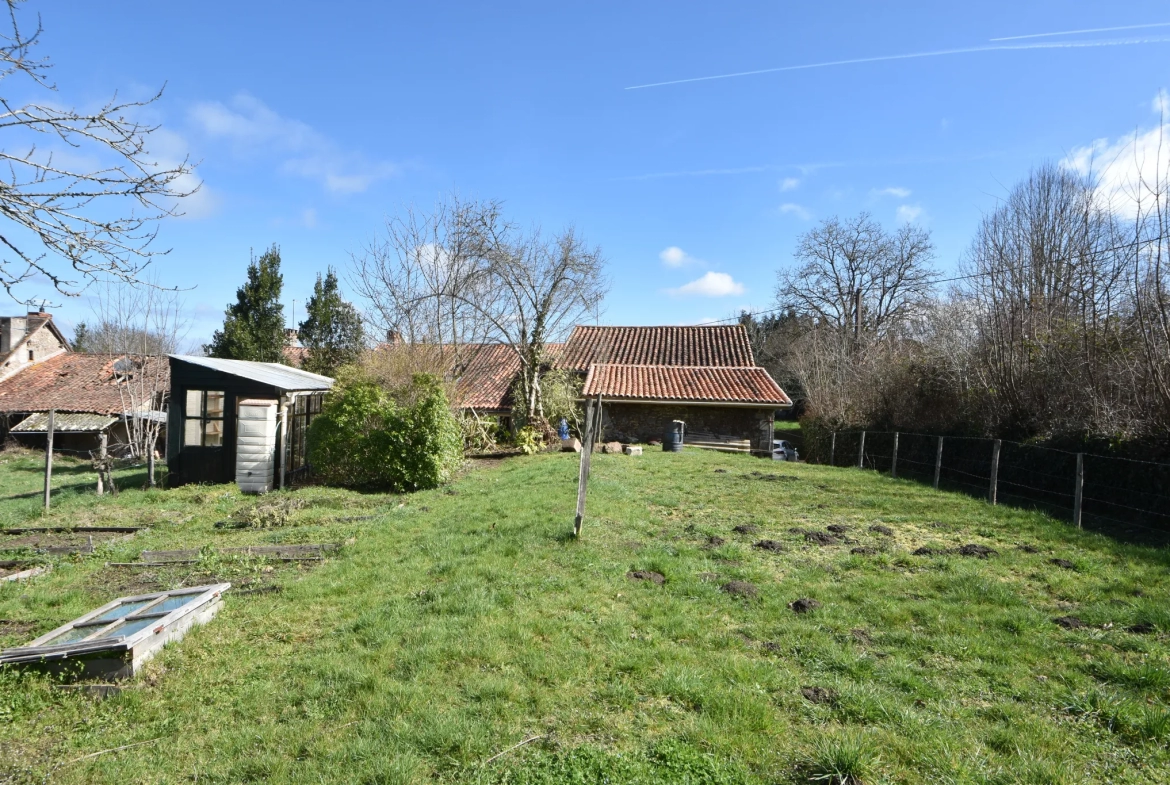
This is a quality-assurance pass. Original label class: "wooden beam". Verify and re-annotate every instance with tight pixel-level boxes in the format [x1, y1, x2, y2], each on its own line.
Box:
[989, 439, 1001, 505]
[857, 430, 866, 469]
[933, 436, 943, 490]
[43, 409, 54, 511]
[573, 396, 597, 537]
[890, 432, 899, 478]
[1073, 452, 1084, 529]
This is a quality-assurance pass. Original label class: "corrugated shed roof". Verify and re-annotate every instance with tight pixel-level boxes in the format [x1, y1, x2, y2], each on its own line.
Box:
[555, 325, 756, 371]
[0, 353, 169, 415]
[170, 356, 333, 391]
[9, 412, 118, 433]
[583, 364, 792, 406]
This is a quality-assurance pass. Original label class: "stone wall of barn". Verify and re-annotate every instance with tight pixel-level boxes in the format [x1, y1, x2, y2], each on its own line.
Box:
[600, 403, 774, 456]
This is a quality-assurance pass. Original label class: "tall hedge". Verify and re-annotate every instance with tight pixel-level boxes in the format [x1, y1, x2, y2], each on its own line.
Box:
[307, 371, 462, 491]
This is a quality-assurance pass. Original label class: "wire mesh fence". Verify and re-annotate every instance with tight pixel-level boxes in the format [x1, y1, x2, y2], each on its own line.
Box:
[818, 430, 1170, 544]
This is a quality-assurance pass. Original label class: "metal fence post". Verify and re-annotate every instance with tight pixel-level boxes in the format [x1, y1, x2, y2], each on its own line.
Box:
[829, 432, 836, 466]
[43, 408, 55, 511]
[891, 432, 899, 478]
[857, 430, 866, 469]
[933, 436, 943, 490]
[1073, 453, 1084, 529]
[989, 439, 1001, 505]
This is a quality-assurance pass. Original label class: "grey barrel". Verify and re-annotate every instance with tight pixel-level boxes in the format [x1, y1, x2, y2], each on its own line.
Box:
[663, 420, 685, 452]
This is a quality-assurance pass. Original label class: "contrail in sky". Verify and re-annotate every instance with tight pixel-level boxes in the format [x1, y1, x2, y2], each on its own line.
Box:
[625, 37, 1170, 90]
[991, 22, 1170, 41]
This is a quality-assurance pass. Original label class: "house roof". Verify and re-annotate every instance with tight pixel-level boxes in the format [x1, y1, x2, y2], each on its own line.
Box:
[0, 353, 169, 415]
[556, 325, 756, 371]
[582, 364, 792, 407]
[455, 343, 564, 412]
[9, 412, 118, 433]
[170, 356, 333, 391]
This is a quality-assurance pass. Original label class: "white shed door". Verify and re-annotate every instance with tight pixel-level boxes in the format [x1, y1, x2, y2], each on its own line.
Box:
[235, 399, 277, 493]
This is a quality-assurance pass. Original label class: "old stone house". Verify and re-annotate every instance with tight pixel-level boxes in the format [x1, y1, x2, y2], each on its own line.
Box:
[0, 311, 70, 383]
[555, 325, 791, 456]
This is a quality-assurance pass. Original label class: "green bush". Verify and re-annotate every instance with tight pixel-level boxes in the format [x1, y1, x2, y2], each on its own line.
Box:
[308, 371, 462, 491]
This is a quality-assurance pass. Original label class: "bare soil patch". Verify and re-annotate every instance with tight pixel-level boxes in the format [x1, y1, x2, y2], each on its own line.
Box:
[1054, 616, 1085, 629]
[913, 546, 945, 556]
[704, 535, 725, 548]
[748, 472, 797, 482]
[850, 628, 872, 645]
[957, 544, 997, 558]
[1017, 543, 1040, 553]
[731, 524, 758, 535]
[627, 570, 665, 585]
[753, 539, 786, 553]
[1050, 558, 1076, 570]
[826, 524, 851, 534]
[869, 524, 894, 536]
[850, 547, 877, 556]
[804, 531, 840, 546]
[721, 580, 758, 599]
[1126, 622, 1156, 635]
[789, 597, 822, 614]
[801, 686, 838, 705]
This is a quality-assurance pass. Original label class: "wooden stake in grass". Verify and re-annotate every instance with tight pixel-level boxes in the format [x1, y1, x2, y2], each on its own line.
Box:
[574, 395, 599, 537]
[857, 430, 865, 470]
[829, 432, 836, 466]
[933, 435, 943, 490]
[1073, 452, 1084, 529]
[97, 432, 107, 496]
[989, 439, 1001, 505]
[43, 408, 55, 511]
[891, 431, 899, 478]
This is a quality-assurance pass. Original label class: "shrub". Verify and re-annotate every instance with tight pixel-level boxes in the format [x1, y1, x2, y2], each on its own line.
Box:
[308, 370, 462, 491]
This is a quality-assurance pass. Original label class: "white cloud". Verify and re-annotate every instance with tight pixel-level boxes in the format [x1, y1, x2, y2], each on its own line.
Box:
[659, 246, 703, 267]
[779, 202, 812, 220]
[667, 271, 745, 297]
[780, 177, 800, 191]
[1063, 89, 1170, 217]
[874, 186, 911, 198]
[188, 93, 398, 194]
[896, 204, 924, 223]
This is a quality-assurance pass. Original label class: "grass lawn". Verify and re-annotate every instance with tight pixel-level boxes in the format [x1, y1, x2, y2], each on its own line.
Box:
[1, 446, 1168, 784]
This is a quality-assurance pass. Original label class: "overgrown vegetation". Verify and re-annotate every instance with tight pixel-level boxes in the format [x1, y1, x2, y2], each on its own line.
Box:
[307, 369, 462, 490]
[1, 447, 1167, 783]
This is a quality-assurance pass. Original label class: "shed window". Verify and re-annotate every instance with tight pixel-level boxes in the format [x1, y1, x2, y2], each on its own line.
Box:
[184, 389, 225, 447]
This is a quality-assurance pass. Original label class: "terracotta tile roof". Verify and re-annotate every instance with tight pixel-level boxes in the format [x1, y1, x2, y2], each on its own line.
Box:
[455, 343, 564, 412]
[282, 346, 309, 367]
[0, 353, 169, 415]
[582, 364, 791, 406]
[555, 325, 755, 371]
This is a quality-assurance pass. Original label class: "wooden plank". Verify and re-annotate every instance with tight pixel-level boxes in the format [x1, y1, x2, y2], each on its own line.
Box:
[138, 544, 339, 563]
[1, 527, 146, 535]
[1, 565, 50, 583]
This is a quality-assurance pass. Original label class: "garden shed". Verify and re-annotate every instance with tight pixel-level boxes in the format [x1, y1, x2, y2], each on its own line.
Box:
[165, 356, 332, 490]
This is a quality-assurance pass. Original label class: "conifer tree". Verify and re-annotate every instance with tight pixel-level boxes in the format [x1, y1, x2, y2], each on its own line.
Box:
[206, 246, 287, 362]
[298, 268, 365, 376]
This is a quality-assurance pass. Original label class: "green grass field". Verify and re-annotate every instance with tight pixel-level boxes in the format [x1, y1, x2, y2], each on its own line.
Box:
[1, 446, 1168, 784]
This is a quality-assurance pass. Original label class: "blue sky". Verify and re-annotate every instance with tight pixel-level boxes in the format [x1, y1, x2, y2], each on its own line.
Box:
[16, 1, 1170, 346]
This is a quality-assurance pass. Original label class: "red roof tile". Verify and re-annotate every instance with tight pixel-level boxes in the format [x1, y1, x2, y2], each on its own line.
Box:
[455, 343, 564, 412]
[556, 325, 755, 371]
[582, 364, 791, 406]
[0, 353, 169, 415]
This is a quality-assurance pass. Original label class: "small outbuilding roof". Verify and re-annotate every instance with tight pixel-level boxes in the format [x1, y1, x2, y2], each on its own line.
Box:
[9, 412, 118, 433]
[0, 353, 169, 415]
[583, 363, 792, 407]
[170, 356, 333, 391]
[556, 325, 756, 371]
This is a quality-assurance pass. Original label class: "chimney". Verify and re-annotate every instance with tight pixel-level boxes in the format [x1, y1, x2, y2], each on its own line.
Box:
[0, 316, 28, 355]
[386, 329, 400, 346]
[284, 328, 301, 348]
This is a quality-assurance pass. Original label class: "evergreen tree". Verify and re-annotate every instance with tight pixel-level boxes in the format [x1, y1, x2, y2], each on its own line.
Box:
[206, 246, 287, 362]
[71, 322, 91, 353]
[298, 268, 365, 376]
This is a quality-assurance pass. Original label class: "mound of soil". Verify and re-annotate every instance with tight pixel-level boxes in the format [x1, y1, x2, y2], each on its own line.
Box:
[850, 547, 877, 556]
[826, 524, 851, 534]
[713, 468, 728, 474]
[627, 570, 665, 585]
[732, 524, 759, 535]
[705, 535, 726, 548]
[850, 628, 872, 645]
[1049, 558, 1076, 570]
[804, 531, 840, 546]
[1054, 615, 1085, 629]
[789, 597, 822, 614]
[801, 686, 838, 705]
[721, 581, 758, 599]
[912, 546, 944, 556]
[761, 641, 783, 654]
[957, 544, 997, 558]
[1126, 622, 1156, 635]
[753, 539, 786, 553]
[788, 527, 811, 535]
[1017, 543, 1040, 553]
[869, 524, 894, 536]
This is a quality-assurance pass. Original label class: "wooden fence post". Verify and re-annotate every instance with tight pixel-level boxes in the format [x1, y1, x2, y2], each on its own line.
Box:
[1073, 453, 1084, 529]
[989, 439, 1001, 505]
[147, 449, 156, 488]
[891, 432, 899, 478]
[933, 436, 943, 490]
[857, 430, 866, 469]
[574, 395, 599, 537]
[43, 409, 55, 511]
[829, 432, 836, 466]
[97, 432, 107, 496]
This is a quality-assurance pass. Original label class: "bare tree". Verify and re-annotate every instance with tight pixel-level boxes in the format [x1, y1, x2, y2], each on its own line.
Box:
[90, 278, 187, 483]
[349, 197, 608, 426]
[0, 0, 196, 300]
